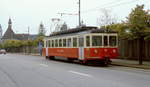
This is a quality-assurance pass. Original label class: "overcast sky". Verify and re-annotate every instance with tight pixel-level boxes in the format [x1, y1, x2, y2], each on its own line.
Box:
[0, 0, 150, 35]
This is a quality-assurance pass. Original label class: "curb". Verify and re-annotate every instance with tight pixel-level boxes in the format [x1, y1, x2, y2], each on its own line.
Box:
[111, 63, 150, 70]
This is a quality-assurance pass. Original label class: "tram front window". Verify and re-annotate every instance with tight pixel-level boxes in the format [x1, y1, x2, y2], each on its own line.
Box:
[109, 36, 117, 46]
[92, 36, 102, 46]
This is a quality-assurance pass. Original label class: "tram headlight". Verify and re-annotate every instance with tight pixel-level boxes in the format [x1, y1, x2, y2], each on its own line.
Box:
[94, 49, 98, 54]
[104, 49, 108, 52]
[113, 49, 116, 53]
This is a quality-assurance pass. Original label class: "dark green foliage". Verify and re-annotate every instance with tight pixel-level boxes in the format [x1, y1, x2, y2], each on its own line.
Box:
[103, 23, 131, 39]
[127, 5, 150, 39]
[104, 5, 150, 40]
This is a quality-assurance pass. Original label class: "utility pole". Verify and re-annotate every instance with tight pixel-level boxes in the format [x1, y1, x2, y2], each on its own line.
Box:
[27, 27, 30, 55]
[79, 0, 81, 27]
[56, 12, 78, 32]
[28, 27, 30, 40]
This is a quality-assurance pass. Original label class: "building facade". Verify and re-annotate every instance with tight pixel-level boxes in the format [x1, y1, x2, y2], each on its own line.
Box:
[2, 18, 16, 40]
[2, 18, 38, 41]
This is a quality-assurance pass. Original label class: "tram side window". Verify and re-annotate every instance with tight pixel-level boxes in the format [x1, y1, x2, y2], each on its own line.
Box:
[92, 36, 102, 46]
[109, 36, 117, 46]
[55, 39, 58, 47]
[86, 36, 90, 47]
[59, 39, 62, 47]
[79, 37, 84, 47]
[104, 36, 108, 46]
[63, 39, 66, 47]
[73, 37, 77, 47]
[67, 38, 72, 47]
[48, 40, 51, 47]
[52, 40, 54, 47]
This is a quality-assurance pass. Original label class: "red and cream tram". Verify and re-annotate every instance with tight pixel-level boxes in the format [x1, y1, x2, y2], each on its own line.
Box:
[43, 26, 119, 65]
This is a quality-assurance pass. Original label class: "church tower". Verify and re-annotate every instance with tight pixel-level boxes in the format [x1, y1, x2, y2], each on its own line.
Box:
[2, 18, 16, 40]
[8, 18, 12, 29]
[38, 22, 45, 36]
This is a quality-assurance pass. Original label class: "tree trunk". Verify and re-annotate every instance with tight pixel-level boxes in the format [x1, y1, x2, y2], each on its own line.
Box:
[138, 37, 144, 65]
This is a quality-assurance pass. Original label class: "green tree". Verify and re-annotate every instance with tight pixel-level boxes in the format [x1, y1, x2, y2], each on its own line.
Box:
[127, 4, 150, 39]
[127, 5, 150, 65]
[34, 36, 44, 46]
[104, 23, 130, 39]
[103, 5, 150, 65]
[0, 43, 2, 48]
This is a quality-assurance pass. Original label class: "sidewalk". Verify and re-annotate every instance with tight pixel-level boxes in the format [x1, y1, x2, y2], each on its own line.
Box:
[112, 59, 150, 69]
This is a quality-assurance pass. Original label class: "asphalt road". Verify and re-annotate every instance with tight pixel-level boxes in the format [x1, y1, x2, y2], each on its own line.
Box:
[0, 54, 150, 87]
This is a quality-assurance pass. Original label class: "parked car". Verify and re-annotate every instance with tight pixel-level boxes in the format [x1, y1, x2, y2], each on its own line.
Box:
[0, 49, 6, 54]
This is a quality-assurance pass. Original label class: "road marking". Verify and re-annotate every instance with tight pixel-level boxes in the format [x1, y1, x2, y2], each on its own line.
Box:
[69, 70, 92, 77]
[40, 64, 48, 67]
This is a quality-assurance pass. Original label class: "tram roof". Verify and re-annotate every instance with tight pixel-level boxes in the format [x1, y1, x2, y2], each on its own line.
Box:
[47, 26, 117, 38]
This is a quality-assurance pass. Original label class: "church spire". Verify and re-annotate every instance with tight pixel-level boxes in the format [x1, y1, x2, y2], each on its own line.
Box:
[8, 18, 13, 30]
[8, 18, 12, 25]
[2, 18, 15, 40]
[38, 22, 45, 36]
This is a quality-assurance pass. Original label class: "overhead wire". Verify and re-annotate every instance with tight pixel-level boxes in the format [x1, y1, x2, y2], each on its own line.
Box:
[82, 0, 139, 13]
[103, 0, 139, 8]
[82, 0, 122, 13]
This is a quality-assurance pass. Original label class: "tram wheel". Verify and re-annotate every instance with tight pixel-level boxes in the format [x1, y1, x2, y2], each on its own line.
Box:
[67, 58, 74, 63]
[103, 57, 111, 66]
[49, 56, 55, 60]
[79, 60, 88, 65]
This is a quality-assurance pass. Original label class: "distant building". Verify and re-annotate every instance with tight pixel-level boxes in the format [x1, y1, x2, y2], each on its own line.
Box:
[2, 18, 38, 42]
[60, 22, 68, 31]
[15, 34, 38, 40]
[2, 18, 16, 40]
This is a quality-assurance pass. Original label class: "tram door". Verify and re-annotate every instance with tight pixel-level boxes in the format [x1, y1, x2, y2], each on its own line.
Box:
[46, 41, 48, 57]
[79, 36, 84, 60]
